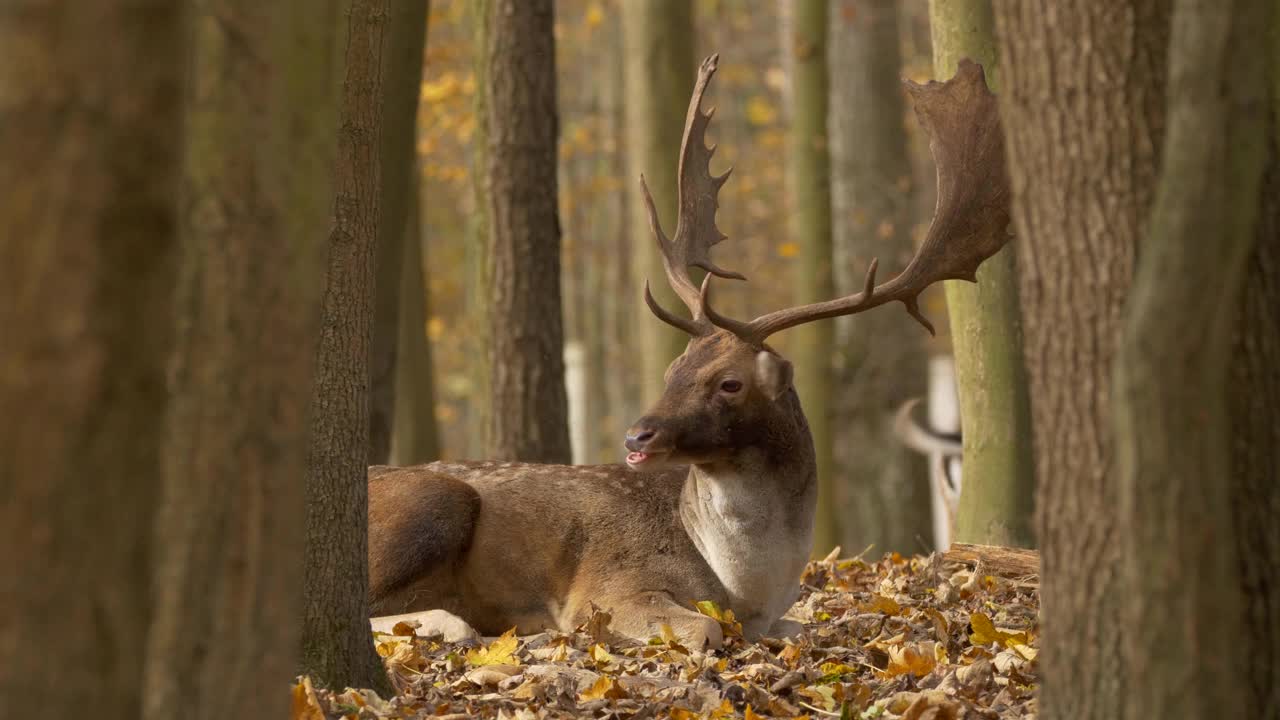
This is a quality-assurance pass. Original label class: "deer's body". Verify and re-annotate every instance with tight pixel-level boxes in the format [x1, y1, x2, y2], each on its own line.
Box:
[367, 56, 1008, 648]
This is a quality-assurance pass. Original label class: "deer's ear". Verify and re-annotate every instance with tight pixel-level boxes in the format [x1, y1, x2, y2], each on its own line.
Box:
[755, 351, 793, 401]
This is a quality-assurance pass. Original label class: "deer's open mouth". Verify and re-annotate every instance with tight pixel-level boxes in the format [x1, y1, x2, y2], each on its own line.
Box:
[626, 450, 669, 469]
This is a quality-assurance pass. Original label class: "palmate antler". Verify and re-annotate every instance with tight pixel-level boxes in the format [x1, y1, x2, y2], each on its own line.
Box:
[643, 57, 1011, 345]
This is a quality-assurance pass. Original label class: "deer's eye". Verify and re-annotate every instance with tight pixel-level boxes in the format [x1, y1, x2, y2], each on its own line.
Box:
[720, 379, 743, 393]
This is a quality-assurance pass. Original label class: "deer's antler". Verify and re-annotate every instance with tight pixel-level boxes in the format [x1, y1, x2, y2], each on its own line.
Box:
[701, 59, 1012, 344]
[641, 54, 745, 337]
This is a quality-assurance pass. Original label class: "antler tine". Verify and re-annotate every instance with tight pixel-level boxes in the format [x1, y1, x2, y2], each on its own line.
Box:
[641, 53, 749, 336]
[709, 59, 1010, 344]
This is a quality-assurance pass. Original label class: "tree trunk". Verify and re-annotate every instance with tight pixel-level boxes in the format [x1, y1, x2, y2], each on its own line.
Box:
[622, 0, 695, 405]
[301, 0, 394, 694]
[1233, 132, 1280, 719]
[467, 0, 493, 458]
[484, 0, 571, 463]
[143, 3, 342, 716]
[830, 0, 932, 555]
[369, 0, 429, 465]
[992, 2, 1170, 718]
[788, 0, 839, 556]
[929, 0, 1036, 550]
[391, 172, 442, 465]
[0, 3, 184, 717]
[1115, 3, 1271, 718]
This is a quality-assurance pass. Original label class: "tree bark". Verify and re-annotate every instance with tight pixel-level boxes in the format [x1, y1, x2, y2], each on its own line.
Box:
[788, 0, 839, 556]
[1115, 3, 1271, 718]
[301, 0, 394, 694]
[622, 0, 695, 405]
[1233, 117, 1280, 719]
[0, 2, 184, 717]
[143, 3, 342, 716]
[992, 2, 1171, 718]
[392, 174, 442, 465]
[929, 0, 1035, 550]
[830, 0, 932, 555]
[484, 0, 571, 463]
[369, 0, 429, 465]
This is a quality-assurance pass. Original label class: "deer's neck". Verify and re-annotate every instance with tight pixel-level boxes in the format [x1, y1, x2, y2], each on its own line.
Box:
[678, 400, 816, 627]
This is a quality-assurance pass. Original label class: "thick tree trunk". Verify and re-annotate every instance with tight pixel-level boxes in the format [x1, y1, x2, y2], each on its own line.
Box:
[830, 0, 932, 555]
[929, 0, 1035, 550]
[992, 2, 1171, 718]
[484, 0, 571, 463]
[369, 0, 429, 465]
[391, 174, 442, 465]
[143, 3, 342, 717]
[301, 0, 393, 694]
[622, 0, 695, 405]
[1115, 3, 1271, 718]
[0, 3, 184, 718]
[788, 0, 839, 556]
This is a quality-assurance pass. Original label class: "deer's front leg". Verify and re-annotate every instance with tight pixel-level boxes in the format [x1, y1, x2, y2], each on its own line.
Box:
[599, 591, 724, 650]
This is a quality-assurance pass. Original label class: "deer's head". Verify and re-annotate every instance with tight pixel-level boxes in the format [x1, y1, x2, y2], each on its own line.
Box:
[624, 55, 1009, 471]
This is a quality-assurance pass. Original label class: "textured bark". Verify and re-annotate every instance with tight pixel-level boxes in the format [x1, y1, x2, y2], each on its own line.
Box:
[1115, 3, 1271, 718]
[143, 3, 342, 717]
[992, 2, 1171, 718]
[369, 0, 428, 465]
[929, 0, 1035, 550]
[1230, 20, 1280, 720]
[622, 0, 695, 404]
[391, 174, 442, 465]
[302, 0, 393, 694]
[830, 0, 932, 555]
[0, 2, 184, 717]
[788, 0, 839, 556]
[484, 0, 571, 463]
[467, 0, 493, 457]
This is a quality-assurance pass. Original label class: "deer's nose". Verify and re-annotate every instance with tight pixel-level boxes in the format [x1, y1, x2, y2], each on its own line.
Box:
[624, 427, 658, 452]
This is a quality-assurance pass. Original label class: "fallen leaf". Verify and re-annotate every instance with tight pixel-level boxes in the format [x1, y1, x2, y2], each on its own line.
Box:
[578, 675, 629, 701]
[466, 628, 521, 667]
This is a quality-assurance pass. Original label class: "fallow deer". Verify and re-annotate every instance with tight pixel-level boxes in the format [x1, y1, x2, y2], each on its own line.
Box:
[367, 55, 1010, 649]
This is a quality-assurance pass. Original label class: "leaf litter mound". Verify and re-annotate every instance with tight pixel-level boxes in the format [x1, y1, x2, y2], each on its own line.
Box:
[294, 549, 1039, 720]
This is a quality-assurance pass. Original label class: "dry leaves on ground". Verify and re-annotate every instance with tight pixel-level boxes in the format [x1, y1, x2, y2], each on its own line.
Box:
[294, 550, 1039, 720]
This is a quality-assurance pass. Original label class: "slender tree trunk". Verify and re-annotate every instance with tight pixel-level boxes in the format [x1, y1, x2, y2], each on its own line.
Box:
[484, 0, 571, 463]
[0, 3, 184, 717]
[391, 171, 442, 465]
[301, 0, 393, 694]
[622, 0, 695, 405]
[992, 2, 1171, 718]
[929, 0, 1035, 549]
[143, 3, 342, 716]
[788, 0, 839, 556]
[467, 0, 493, 458]
[1115, 3, 1271, 718]
[830, 0, 932, 555]
[369, 0, 429, 465]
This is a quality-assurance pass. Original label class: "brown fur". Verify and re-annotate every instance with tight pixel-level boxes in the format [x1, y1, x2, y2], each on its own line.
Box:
[367, 332, 816, 647]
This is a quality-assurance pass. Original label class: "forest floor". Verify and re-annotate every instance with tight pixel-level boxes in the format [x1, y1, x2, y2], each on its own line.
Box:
[294, 550, 1040, 720]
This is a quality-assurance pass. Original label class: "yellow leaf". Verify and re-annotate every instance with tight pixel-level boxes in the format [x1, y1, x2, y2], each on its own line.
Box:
[694, 600, 743, 637]
[884, 642, 939, 678]
[426, 316, 445, 341]
[290, 678, 325, 720]
[589, 643, 616, 666]
[857, 594, 901, 616]
[745, 95, 778, 126]
[465, 628, 521, 667]
[777, 241, 799, 259]
[968, 613, 1028, 648]
[390, 621, 418, 637]
[421, 73, 460, 103]
[744, 705, 765, 720]
[584, 1, 604, 28]
[579, 675, 628, 701]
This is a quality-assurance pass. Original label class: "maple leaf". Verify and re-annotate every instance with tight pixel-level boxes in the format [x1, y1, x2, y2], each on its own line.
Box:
[465, 628, 521, 667]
